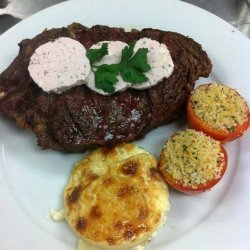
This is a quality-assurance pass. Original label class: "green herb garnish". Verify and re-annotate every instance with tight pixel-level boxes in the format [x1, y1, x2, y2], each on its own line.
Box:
[86, 42, 151, 94]
[86, 43, 108, 65]
[228, 126, 235, 132]
[94, 64, 120, 94]
[182, 144, 187, 151]
[120, 42, 151, 84]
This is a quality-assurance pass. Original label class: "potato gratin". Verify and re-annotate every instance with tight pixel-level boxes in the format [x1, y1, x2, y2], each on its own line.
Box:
[64, 143, 170, 249]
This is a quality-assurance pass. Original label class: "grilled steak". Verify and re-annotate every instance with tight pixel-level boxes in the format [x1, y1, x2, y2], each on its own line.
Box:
[0, 23, 212, 152]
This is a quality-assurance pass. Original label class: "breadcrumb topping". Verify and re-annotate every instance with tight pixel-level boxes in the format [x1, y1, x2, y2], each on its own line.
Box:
[190, 83, 249, 132]
[162, 129, 224, 189]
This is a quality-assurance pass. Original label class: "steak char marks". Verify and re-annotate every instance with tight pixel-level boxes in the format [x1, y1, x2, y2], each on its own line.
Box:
[0, 23, 212, 152]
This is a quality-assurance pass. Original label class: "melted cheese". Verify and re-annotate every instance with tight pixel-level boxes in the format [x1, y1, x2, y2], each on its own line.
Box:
[77, 238, 147, 250]
[48, 208, 65, 221]
[28, 37, 90, 94]
[64, 143, 170, 249]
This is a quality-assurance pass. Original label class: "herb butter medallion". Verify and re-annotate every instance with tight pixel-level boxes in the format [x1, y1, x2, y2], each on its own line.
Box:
[86, 42, 151, 94]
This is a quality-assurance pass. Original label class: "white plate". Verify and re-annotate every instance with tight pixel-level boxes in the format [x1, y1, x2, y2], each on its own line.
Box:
[0, 0, 249, 249]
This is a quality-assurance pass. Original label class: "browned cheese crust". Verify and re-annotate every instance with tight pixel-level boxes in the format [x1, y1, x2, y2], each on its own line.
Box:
[0, 23, 212, 152]
[64, 143, 169, 248]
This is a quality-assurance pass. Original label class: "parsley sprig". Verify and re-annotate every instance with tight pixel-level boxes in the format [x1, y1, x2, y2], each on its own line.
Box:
[86, 43, 108, 65]
[86, 42, 151, 94]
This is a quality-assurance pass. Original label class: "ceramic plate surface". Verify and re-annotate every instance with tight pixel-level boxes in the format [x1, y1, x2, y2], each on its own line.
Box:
[0, 0, 249, 249]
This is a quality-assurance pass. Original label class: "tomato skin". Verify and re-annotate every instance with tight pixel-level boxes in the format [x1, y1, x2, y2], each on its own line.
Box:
[187, 96, 250, 143]
[159, 146, 228, 195]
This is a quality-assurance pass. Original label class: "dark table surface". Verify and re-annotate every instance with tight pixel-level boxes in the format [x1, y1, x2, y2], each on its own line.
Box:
[0, 0, 249, 38]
